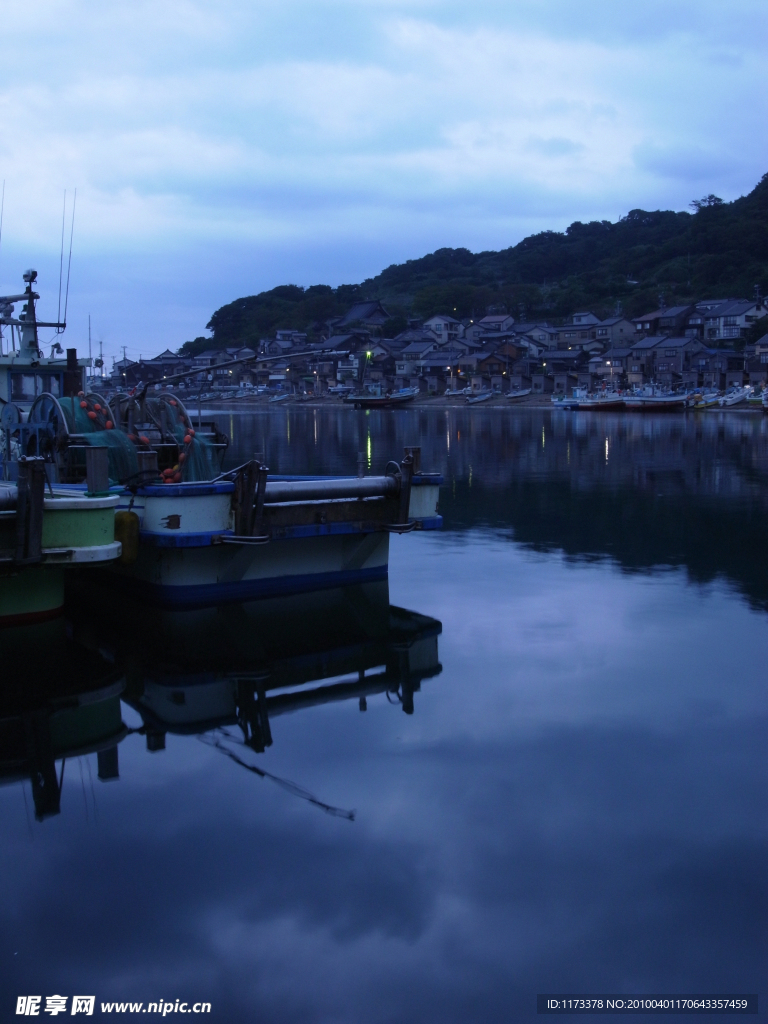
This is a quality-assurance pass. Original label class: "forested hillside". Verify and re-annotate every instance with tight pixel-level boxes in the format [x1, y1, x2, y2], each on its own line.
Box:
[183, 172, 768, 354]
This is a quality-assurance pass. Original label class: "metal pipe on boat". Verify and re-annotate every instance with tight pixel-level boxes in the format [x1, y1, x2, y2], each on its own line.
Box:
[263, 475, 400, 504]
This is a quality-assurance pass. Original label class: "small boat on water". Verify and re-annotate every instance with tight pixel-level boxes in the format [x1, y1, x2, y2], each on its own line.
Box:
[623, 386, 686, 411]
[551, 392, 580, 409]
[719, 385, 750, 407]
[344, 385, 420, 409]
[506, 388, 532, 400]
[268, 391, 291, 404]
[689, 388, 721, 409]
[467, 390, 495, 405]
[551, 387, 624, 410]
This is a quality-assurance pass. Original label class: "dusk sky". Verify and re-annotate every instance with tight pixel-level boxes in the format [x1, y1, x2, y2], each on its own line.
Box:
[1, 0, 766, 367]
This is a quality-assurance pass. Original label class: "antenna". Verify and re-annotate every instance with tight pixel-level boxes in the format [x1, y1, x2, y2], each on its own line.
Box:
[57, 190, 66, 327]
[60, 188, 76, 332]
[88, 314, 92, 387]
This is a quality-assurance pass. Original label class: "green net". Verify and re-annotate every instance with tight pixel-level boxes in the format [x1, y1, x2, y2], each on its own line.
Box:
[144, 395, 219, 482]
[62, 397, 139, 485]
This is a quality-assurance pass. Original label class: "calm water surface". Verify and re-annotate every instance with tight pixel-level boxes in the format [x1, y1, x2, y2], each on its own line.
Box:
[1, 408, 766, 1022]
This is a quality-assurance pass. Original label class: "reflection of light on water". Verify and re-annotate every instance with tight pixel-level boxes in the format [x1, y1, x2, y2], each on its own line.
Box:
[469, 465, 472, 487]
[447, 430, 450, 452]
[542, 427, 545, 449]
[287, 412, 290, 443]
[367, 432, 372, 469]
[567, 442, 570, 465]
[605, 437, 609, 463]
[313, 410, 317, 445]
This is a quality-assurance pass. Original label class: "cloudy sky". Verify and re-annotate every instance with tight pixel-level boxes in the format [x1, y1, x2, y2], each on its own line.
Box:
[1, 0, 766, 364]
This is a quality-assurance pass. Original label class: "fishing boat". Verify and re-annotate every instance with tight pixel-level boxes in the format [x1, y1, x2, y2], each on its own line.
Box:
[466, 390, 495, 405]
[574, 389, 625, 410]
[94, 445, 441, 607]
[689, 388, 720, 409]
[551, 391, 581, 409]
[506, 388, 531, 400]
[622, 386, 686, 410]
[746, 387, 763, 406]
[268, 391, 291, 404]
[0, 271, 123, 623]
[0, 457, 121, 625]
[719, 385, 750, 407]
[343, 384, 420, 408]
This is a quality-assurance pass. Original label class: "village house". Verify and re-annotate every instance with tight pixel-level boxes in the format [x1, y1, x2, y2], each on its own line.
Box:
[593, 316, 635, 347]
[423, 315, 464, 345]
[632, 305, 694, 337]
[697, 299, 767, 341]
[396, 341, 436, 378]
[627, 336, 666, 385]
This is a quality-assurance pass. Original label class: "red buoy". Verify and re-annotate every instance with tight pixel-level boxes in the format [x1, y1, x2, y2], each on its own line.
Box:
[87, 411, 97, 420]
[128, 433, 136, 441]
[178, 453, 186, 463]
[173, 471, 182, 482]
[170, 400, 177, 406]
[94, 403, 101, 411]
[80, 401, 87, 409]
[140, 435, 150, 445]
[189, 428, 195, 436]
[183, 434, 192, 444]
[105, 421, 113, 429]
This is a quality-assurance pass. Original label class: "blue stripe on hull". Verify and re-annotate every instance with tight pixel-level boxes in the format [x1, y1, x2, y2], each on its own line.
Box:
[98, 563, 389, 608]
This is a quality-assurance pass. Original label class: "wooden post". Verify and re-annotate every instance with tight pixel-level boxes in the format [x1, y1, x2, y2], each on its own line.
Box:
[14, 457, 45, 565]
[85, 446, 110, 495]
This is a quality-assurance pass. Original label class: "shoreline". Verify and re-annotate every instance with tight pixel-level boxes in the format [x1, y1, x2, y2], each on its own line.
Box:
[188, 394, 766, 414]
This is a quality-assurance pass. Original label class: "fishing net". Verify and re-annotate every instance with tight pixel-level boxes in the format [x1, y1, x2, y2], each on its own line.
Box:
[61, 395, 139, 485]
[142, 395, 218, 482]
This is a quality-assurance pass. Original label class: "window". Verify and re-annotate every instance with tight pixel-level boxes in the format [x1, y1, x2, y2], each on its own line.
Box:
[760, 354, 768, 364]
[723, 326, 739, 338]
[723, 316, 737, 326]
[11, 372, 62, 400]
[597, 328, 607, 336]
[664, 349, 677, 356]
[631, 365, 641, 372]
[657, 363, 668, 371]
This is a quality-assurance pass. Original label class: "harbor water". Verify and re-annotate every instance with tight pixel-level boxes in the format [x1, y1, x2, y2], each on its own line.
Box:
[1, 407, 766, 1022]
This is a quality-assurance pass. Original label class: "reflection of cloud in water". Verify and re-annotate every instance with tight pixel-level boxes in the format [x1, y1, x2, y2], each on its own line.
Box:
[2, 538, 766, 1019]
[0, 415, 765, 1021]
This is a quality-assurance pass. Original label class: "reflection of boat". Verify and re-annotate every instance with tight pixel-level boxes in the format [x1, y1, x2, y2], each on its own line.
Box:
[106, 582, 442, 749]
[467, 390, 495, 405]
[0, 617, 126, 821]
[76, 583, 441, 815]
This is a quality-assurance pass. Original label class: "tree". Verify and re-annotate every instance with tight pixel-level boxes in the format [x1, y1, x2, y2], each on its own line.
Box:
[690, 194, 724, 211]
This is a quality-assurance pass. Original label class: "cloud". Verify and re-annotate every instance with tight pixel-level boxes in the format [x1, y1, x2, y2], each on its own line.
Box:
[0, 0, 766, 356]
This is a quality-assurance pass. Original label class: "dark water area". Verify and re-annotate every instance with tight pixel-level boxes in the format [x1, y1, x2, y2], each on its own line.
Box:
[1, 408, 766, 1022]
